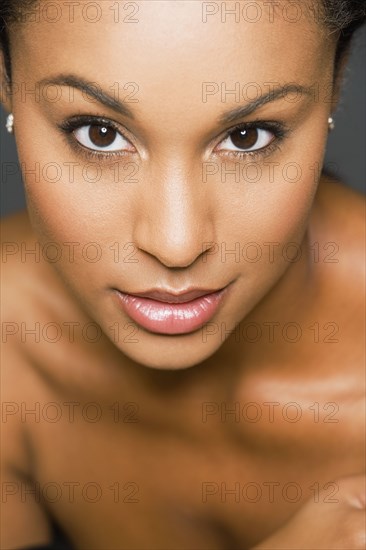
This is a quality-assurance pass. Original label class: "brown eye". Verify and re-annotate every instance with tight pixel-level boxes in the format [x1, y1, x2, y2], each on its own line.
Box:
[217, 126, 275, 154]
[89, 125, 117, 147]
[230, 128, 259, 149]
[73, 123, 132, 152]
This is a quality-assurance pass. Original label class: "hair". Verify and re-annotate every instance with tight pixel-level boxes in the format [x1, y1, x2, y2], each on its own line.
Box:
[0, 0, 365, 84]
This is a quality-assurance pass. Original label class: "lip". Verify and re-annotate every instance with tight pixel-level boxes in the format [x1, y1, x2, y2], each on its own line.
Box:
[113, 285, 231, 335]
[123, 288, 224, 304]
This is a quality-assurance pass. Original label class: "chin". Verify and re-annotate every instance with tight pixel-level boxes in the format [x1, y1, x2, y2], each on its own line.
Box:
[107, 327, 230, 371]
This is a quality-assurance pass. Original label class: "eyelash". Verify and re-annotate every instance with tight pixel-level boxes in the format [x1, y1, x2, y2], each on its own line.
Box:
[216, 121, 287, 161]
[57, 116, 288, 163]
[57, 116, 132, 162]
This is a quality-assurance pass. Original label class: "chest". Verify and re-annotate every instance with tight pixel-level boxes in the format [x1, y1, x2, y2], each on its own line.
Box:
[29, 398, 362, 549]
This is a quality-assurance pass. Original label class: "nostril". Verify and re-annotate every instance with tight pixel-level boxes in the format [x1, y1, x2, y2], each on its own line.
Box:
[132, 203, 216, 268]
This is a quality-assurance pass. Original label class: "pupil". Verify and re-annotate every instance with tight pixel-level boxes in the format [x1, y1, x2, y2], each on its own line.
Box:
[89, 125, 116, 147]
[231, 128, 258, 149]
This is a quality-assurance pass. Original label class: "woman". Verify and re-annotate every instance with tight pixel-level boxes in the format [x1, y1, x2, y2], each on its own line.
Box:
[1, 1, 365, 548]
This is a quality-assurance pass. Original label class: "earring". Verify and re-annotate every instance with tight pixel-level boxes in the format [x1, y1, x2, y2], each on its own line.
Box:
[6, 113, 14, 134]
[328, 116, 335, 131]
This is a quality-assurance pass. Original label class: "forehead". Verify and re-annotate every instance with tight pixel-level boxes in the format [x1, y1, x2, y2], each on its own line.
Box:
[11, 0, 335, 129]
[13, 1, 330, 80]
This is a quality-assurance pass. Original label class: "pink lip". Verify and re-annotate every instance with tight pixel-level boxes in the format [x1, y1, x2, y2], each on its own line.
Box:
[113, 286, 230, 335]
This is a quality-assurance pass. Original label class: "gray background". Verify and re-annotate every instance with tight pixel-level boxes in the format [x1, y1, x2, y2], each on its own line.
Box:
[1, 27, 365, 218]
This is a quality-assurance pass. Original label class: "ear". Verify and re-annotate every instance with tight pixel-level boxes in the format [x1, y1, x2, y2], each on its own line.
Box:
[0, 48, 13, 113]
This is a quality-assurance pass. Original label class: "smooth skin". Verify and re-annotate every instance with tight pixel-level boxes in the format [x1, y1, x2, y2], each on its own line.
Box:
[1, 1, 365, 548]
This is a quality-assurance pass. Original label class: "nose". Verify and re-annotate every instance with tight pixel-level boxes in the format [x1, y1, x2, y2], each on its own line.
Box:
[132, 164, 216, 268]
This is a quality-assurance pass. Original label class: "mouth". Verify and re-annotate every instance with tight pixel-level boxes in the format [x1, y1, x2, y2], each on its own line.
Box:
[112, 285, 232, 335]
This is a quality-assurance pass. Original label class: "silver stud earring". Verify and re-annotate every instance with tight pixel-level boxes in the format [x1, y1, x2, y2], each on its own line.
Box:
[328, 116, 335, 131]
[6, 113, 14, 134]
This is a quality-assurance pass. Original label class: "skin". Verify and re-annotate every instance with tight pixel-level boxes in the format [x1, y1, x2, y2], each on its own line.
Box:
[1, 1, 365, 548]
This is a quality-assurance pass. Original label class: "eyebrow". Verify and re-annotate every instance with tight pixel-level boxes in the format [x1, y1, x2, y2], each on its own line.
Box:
[38, 75, 311, 125]
[37, 74, 135, 119]
[217, 84, 312, 124]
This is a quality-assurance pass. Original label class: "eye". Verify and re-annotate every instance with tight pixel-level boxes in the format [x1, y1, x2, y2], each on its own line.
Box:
[73, 123, 134, 152]
[217, 126, 275, 153]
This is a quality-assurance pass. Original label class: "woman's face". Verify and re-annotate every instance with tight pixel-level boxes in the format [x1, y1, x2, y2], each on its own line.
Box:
[5, 0, 337, 369]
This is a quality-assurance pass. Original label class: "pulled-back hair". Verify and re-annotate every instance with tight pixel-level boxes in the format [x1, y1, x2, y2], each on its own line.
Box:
[0, 0, 365, 82]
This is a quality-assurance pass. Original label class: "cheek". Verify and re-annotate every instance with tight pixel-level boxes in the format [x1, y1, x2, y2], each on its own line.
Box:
[16, 121, 132, 246]
[15, 128, 140, 295]
[216, 119, 328, 247]
[212, 163, 318, 260]
[207, 119, 328, 314]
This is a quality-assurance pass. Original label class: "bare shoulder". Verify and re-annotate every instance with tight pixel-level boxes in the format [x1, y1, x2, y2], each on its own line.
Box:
[311, 175, 365, 260]
[1, 208, 39, 253]
[1, 210, 54, 352]
[1, 209, 40, 368]
[305, 178, 365, 464]
[1, 209, 42, 312]
[308, 174, 365, 366]
[1, 209, 85, 389]
[1, 210, 54, 547]
[1, 209, 76, 324]
[309, 175, 365, 290]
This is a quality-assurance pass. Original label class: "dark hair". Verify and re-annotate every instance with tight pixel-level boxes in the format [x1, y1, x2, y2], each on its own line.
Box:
[0, 0, 365, 83]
